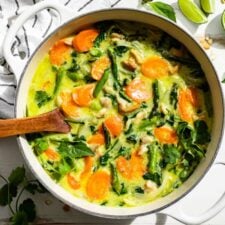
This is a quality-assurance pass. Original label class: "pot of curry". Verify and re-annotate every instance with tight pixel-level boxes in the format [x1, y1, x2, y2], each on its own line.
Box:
[3, 2, 225, 224]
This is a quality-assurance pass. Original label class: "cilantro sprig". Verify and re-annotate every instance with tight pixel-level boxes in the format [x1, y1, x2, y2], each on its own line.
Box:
[0, 166, 46, 225]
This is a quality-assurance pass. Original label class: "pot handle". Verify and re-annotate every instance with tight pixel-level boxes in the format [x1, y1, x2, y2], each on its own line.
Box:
[2, 1, 74, 83]
[159, 161, 225, 225]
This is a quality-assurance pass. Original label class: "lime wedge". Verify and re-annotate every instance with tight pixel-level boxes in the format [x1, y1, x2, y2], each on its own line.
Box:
[222, 10, 225, 30]
[178, 0, 208, 24]
[200, 0, 215, 14]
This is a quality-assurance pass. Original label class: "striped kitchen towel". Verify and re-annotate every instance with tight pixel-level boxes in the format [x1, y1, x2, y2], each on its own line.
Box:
[0, 0, 138, 118]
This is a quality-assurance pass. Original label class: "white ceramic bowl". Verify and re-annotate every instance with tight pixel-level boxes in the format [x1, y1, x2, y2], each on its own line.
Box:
[3, 2, 225, 224]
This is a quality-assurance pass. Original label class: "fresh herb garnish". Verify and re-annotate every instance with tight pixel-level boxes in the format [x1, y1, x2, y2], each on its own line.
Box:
[142, 1, 176, 22]
[35, 91, 52, 108]
[0, 166, 46, 225]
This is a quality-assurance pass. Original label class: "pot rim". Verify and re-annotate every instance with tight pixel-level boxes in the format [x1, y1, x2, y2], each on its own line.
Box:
[15, 8, 225, 219]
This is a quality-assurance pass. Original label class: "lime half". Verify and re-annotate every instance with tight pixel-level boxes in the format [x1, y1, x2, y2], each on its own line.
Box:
[200, 0, 215, 14]
[222, 10, 225, 30]
[178, 0, 208, 24]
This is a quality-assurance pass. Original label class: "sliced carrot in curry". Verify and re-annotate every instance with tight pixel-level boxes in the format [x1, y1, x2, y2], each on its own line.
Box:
[60, 91, 79, 118]
[86, 171, 111, 201]
[104, 115, 124, 137]
[141, 56, 170, 79]
[91, 56, 111, 80]
[67, 173, 80, 190]
[44, 148, 60, 161]
[87, 133, 105, 145]
[80, 156, 94, 180]
[125, 78, 151, 103]
[178, 88, 199, 123]
[116, 151, 145, 180]
[72, 28, 99, 53]
[154, 126, 178, 144]
[72, 84, 94, 107]
[49, 40, 72, 66]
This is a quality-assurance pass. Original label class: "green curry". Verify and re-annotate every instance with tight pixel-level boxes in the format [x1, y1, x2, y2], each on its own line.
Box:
[26, 21, 212, 207]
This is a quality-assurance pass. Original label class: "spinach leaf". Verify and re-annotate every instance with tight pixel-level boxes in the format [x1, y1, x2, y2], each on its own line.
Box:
[135, 187, 144, 194]
[194, 120, 211, 144]
[163, 145, 181, 165]
[94, 21, 112, 47]
[58, 141, 94, 158]
[126, 134, 138, 144]
[99, 139, 120, 166]
[170, 83, 178, 109]
[35, 91, 51, 108]
[114, 46, 129, 57]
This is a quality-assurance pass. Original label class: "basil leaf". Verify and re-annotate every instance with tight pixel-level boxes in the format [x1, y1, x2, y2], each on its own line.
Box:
[144, 1, 176, 22]
[8, 166, 25, 186]
[58, 141, 94, 158]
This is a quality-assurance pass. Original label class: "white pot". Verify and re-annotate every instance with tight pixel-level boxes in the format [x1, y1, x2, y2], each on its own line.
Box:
[3, 2, 225, 224]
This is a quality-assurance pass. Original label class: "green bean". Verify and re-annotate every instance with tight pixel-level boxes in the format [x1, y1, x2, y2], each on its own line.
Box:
[93, 69, 110, 97]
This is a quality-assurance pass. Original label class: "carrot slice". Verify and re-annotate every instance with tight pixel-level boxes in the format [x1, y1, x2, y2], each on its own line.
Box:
[80, 156, 94, 180]
[67, 173, 80, 190]
[88, 133, 105, 145]
[72, 28, 99, 53]
[125, 78, 151, 103]
[91, 56, 111, 80]
[49, 40, 72, 66]
[72, 84, 94, 107]
[178, 88, 198, 122]
[104, 115, 124, 137]
[116, 151, 145, 180]
[141, 56, 170, 79]
[44, 148, 60, 161]
[154, 126, 178, 144]
[86, 171, 111, 200]
[60, 91, 78, 118]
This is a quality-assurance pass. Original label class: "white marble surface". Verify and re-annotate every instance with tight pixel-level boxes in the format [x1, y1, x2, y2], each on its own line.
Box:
[1, 0, 225, 224]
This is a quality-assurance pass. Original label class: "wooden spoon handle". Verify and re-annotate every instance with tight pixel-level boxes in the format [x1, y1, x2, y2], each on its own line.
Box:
[0, 108, 70, 138]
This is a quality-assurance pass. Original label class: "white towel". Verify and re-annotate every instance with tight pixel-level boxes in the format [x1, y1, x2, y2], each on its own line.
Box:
[0, 0, 134, 118]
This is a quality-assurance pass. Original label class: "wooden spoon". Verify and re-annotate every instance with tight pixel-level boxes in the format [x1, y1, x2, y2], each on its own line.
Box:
[0, 108, 71, 138]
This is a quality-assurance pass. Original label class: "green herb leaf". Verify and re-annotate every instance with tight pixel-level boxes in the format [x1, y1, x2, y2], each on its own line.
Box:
[163, 145, 181, 164]
[58, 141, 94, 158]
[114, 46, 129, 57]
[35, 91, 52, 108]
[194, 120, 211, 144]
[25, 181, 47, 195]
[135, 187, 144, 194]
[19, 198, 36, 222]
[10, 211, 28, 225]
[144, 1, 176, 22]
[33, 138, 49, 155]
[8, 167, 25, 186]
[222, 78, 225, 83]
[0, 184, 12, 206]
